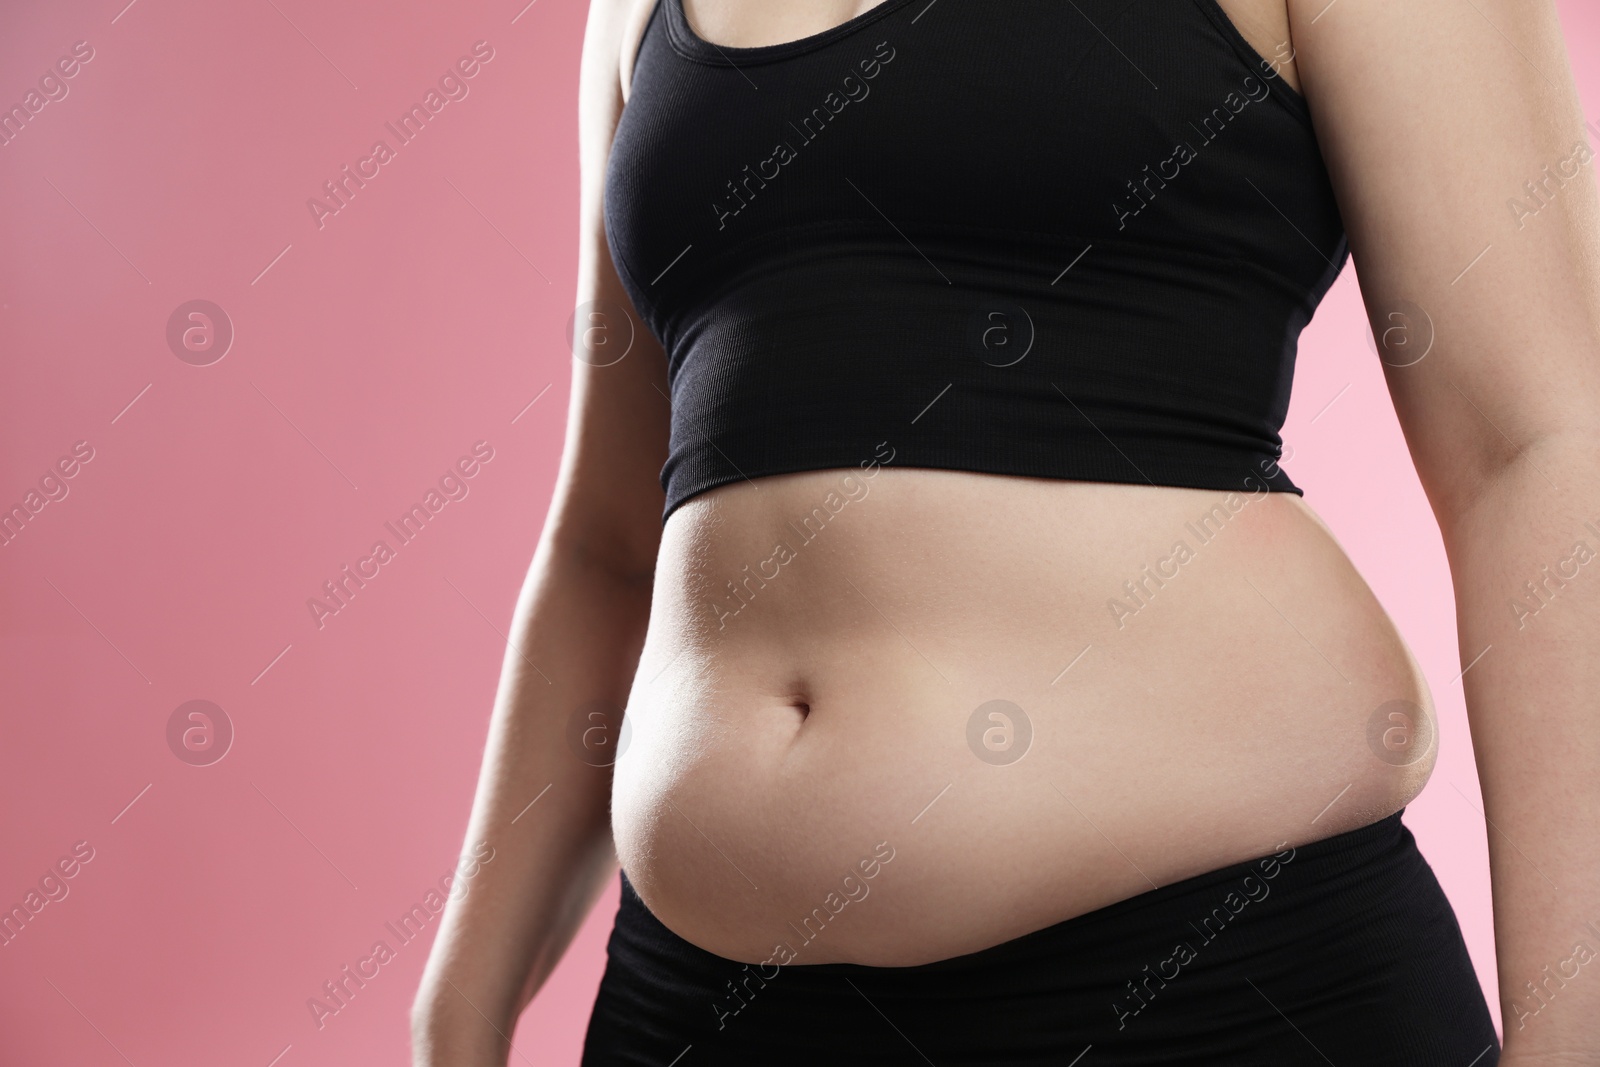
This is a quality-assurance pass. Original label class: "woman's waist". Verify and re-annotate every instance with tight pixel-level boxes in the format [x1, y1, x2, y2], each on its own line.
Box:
[611, 664, 1432, 960]
[614, 471, 1436, 964]
[649, 467, 1415, 678]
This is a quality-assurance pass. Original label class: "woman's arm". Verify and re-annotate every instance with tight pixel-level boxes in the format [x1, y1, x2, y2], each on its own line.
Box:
[1292, 0, 1600, 1058]
[411, 0, 669, 1061]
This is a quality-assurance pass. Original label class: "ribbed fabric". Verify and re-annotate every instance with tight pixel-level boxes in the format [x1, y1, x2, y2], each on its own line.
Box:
[581, 813, 1499, 1065]
[605, 0, 1349, 522]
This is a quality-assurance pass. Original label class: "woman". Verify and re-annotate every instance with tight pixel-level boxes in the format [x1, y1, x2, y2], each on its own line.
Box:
[413, 0, 1600, 1062]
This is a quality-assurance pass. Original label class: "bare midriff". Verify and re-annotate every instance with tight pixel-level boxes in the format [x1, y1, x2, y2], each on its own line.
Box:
[610, 466, 1434, 967]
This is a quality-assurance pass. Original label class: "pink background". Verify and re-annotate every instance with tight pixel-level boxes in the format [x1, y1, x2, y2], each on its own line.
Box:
[1, 1, 1596, 1063]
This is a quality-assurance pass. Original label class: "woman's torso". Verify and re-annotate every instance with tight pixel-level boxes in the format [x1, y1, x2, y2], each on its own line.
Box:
[606, 0, 1435, 967]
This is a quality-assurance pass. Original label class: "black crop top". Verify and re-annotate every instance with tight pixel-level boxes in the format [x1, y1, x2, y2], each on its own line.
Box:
[604, 0, 1349, 522]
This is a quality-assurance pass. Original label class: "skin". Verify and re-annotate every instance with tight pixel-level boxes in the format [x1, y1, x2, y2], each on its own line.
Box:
[413, 0, 1600, 1063]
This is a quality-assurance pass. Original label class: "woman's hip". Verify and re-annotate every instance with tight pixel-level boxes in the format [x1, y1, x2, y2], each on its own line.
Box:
[581, 811, 1497, 1066]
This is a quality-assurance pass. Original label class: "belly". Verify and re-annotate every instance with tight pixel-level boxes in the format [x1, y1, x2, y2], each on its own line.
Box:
[611, 467, 1435, 966]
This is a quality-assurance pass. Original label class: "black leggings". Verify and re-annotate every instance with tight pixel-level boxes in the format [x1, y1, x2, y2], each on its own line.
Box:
[582, 812, 1499, 1065]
